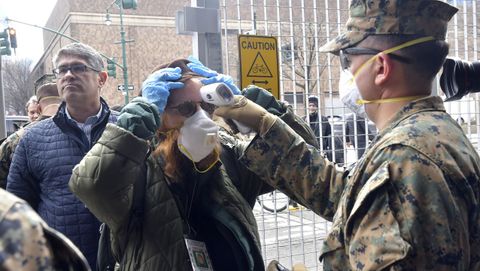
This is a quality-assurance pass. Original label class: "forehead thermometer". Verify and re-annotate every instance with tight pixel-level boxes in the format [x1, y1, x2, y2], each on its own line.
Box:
[200, 83, 252, 134]
[200, 83, 235, 106]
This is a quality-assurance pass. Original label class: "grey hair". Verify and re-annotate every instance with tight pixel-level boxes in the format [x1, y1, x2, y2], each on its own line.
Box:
[52, 42, 104, 70]
[25, 95, 38, 111]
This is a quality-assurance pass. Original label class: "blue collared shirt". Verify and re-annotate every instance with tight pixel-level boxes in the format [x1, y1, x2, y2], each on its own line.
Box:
[66, 105, 103, 143]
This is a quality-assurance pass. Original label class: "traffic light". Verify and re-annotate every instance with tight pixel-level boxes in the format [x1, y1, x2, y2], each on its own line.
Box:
[107, 58, 116, 78]
[122, 0, 137, 9]
[0, 29, 11, 56]
[8, 28, 17, 49]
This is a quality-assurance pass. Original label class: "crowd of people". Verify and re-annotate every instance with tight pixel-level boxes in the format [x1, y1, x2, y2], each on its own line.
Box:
[1, 0, 479, 270]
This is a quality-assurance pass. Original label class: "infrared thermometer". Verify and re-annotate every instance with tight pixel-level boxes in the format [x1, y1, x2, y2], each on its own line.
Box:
[200, 83, 252, 134]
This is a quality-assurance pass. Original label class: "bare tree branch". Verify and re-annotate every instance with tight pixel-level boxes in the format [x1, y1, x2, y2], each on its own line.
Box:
[2, 58, 34, 115]
[281, 23, 329, 90]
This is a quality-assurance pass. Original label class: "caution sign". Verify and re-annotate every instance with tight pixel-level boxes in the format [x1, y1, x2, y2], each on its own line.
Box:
[238, 35, 279, 99]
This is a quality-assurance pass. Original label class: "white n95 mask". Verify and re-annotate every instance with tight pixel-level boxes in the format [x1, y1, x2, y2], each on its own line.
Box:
[339, 69, 367, 118]
[178, 109, 219, 162]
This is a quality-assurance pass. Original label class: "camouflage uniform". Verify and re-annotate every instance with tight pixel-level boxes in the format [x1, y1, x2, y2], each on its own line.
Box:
[0, 115, 51, 189]
[240, 96, 480, 270]
[0, 128, 26, 189]
[0, 188, 90, 271]
[237, 0, 480, 269]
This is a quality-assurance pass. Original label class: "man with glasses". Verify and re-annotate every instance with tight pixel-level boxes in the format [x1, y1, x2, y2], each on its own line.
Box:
[7, 42, 118, 269]
[215, 0, 480, 270]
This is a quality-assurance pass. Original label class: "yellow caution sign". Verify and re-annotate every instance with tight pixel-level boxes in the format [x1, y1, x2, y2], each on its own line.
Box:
[238, 35, 279, 99]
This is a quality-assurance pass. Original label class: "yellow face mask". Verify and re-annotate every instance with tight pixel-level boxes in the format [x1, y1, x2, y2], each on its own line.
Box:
[347, 36, 435, 105]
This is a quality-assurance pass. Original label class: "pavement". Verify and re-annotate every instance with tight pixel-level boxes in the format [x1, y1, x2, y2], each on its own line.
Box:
[254, 199, 332, 270]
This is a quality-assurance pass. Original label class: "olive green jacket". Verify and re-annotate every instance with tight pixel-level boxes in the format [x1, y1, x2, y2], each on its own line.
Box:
[69, 103, 317, 271]
[240, 96, 480, 270]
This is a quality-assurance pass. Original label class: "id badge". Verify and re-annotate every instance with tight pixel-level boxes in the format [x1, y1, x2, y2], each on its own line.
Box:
[184, 238, 214, 271]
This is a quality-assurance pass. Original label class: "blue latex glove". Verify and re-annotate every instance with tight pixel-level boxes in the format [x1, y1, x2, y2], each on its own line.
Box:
[117, 97, 161, 140]
[141, 67, 185, 114]
[186, 56, 241, 95]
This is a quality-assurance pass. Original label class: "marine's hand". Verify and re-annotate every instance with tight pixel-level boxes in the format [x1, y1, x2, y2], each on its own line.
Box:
[116, 97, 161, 140]
[266, 260, 308, 271]
[242, 86, 284, 115]
[186, 56, 241, 94]
[214, 96, 277, 135]
[142, 67, 184, 113]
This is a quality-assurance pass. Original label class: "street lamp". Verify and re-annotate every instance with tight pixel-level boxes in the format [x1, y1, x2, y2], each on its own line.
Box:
[105, 0, 136, 105]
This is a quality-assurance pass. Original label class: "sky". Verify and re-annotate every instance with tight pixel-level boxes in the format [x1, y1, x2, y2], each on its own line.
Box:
[0, 0, 58, 64]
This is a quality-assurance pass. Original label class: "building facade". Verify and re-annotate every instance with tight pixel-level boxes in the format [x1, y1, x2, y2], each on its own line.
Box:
[31, 0, 193, 106]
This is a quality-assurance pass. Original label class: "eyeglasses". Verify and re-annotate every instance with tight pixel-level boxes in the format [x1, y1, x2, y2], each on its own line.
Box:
[339, 47, 411, 71]
[165, 101, 216, 118]
[52, 64, 100, 78]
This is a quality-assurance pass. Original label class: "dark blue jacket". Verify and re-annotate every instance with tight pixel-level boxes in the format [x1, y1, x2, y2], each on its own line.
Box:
[6, 98, 118, 269]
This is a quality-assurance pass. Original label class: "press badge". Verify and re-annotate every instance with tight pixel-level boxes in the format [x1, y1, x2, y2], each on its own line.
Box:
[184, 238, 214, 271]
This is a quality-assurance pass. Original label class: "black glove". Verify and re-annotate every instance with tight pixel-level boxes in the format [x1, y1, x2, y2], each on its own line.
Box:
[242, 85, 284, 116]
[116, 97, 161, 140]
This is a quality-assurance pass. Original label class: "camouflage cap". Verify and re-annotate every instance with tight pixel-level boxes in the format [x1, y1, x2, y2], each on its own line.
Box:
[319, 0, 458, 53]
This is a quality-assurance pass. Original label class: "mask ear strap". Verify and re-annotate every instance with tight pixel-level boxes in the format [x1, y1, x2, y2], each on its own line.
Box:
[353, 36, 436, 78]
[357, 95, 428, 105]
[381, 36, 435, 55]
[351, 36, 436, 105]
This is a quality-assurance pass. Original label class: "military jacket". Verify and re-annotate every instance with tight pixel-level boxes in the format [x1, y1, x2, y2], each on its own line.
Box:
[0, 128, 25, 189]
[0, 189, 90, 271]
[240, 96, 480, 270]
[0, 115, 52, 189]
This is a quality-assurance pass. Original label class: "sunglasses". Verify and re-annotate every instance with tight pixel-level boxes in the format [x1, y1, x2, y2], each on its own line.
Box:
[53, 64, 100, 78]
[339, 47, 411, 71]
[165, 101, 216, 118]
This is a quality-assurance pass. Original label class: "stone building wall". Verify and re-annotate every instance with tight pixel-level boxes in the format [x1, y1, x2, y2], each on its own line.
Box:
[31, 0, 192, 106]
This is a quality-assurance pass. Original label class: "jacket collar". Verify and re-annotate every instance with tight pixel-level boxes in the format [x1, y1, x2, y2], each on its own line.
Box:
[53, 98, 112, 151]
[54, 97, 110, 119]
[378, 96, 445, 135]
[54, 97, 111, 123]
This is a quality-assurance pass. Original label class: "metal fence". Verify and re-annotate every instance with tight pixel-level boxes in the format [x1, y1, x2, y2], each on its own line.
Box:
[217, 0, 480, 270]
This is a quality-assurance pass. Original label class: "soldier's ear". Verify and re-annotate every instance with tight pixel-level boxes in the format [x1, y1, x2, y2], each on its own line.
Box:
[373, 53, 393, 86]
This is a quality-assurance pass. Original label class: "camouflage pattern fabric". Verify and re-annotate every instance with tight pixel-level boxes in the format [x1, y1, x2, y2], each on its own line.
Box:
[0, 189, 90, 271]
[0, 115, 52, 189]
[240, 96, 480, 270]
[319, 0, 458, 53]
[0, 128, 25, 189]
[0, 189, 53, 270]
